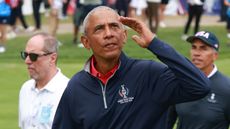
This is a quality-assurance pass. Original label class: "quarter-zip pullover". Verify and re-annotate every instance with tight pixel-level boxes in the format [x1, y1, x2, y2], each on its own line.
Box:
[52, 38, 210, 129]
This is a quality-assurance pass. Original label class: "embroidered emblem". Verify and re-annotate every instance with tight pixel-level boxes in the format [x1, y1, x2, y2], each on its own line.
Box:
[195, 31, 210, 39]
[117, 84, 134, 104]
[39, 105, 53, 123]
[207, 93, 217, 103]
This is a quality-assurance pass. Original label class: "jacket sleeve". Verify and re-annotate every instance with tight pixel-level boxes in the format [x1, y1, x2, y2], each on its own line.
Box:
[147, 38, 210, 104]
[166, 106, 178, 129]
[52, 87, 78, 129]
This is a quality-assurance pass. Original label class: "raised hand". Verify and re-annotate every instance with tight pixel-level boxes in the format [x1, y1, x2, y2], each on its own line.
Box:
[119, 16, 156, 48]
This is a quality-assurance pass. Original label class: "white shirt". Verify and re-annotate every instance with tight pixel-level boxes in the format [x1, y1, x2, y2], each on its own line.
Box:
[146, 0, 161, 3]
[51, 0, 63, 9]
[187, 0, 204, 5]
[19, 69, 69, 129]
[79, 0, 102, 5]
[207, 65, 218, 78]
[130, 0, 147, 16]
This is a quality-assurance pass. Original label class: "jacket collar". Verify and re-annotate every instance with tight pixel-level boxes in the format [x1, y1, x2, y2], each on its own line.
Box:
[83, 51, 129, 74]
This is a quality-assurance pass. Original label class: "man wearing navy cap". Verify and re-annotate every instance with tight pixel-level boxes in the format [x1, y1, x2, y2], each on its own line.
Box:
[167, 31, 230, 129]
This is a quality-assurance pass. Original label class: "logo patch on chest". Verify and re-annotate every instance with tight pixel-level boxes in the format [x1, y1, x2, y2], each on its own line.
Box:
[207, 93, 217, 103]
[39, 105, 53, 123]
[117, 84, 134, 104]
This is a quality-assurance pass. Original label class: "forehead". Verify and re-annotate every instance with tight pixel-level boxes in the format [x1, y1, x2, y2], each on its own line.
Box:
[191, 39, 215, 51]
[192, 39, 209, 46]
[26, 35, 44, 52]
[87, 9, 120, 26]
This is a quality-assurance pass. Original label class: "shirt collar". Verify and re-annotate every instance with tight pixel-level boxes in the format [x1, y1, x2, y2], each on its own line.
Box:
[31, 68, 61, 93]
[207, 65, 217, 78]
[90, 56, 119, 84]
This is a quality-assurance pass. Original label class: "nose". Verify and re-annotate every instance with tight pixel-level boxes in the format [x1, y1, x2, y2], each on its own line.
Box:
[104, 26, 113, 38]
[25, 56, 32, 64]
[191, 49, 201, 57]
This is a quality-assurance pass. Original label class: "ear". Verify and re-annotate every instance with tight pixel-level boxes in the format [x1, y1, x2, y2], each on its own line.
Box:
[81, 35, 91, 50]
[122, 29, 128, 44]
[50, 53, 57, 65]
[213, 51, 218, 61]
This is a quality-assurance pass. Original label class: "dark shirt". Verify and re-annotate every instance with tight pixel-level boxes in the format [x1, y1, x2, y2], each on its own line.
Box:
[167, 70, 230, 129]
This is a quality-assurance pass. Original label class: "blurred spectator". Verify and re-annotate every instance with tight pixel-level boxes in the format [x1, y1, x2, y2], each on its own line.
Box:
[224, 0, 230, 38]
[159, 0, 170, 28]
[129, 0, 147, 22]
[0, 0, 11, 53]
[32, 0, 43, 31]
[48, 0, 65, 37]
[8, 0, 33, 34]
[106, 0, 117, 9]
[44, 0, 51, 17]
[146, 0, 161, 33]
[181, 0, 205, 40]
[219, 0, 227, 22]
[61, 0, 70, 19]
[72, 0, 102, 47]
[178, 0, 188, 15]
[115, 0, 130, 16]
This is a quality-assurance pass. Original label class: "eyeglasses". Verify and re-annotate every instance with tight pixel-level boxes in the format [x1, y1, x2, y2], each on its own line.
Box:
[20, 51, 53, 62]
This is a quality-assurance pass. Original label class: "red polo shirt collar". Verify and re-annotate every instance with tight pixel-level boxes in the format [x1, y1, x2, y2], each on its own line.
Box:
[90, 56, 119, 85]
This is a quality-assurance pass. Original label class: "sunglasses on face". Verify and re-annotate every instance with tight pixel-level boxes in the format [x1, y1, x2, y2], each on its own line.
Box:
[20, 51, 53, 62]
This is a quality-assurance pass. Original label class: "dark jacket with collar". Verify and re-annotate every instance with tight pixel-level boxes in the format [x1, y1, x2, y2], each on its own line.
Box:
[167, 70, 230, 129]
[52, 38, 210, 129]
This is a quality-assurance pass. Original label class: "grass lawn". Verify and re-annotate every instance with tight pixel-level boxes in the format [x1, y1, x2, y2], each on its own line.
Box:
[0, 23, 230, 129]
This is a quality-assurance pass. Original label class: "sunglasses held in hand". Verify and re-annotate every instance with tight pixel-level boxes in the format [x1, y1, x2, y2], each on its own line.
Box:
[21, 51, 53, 62]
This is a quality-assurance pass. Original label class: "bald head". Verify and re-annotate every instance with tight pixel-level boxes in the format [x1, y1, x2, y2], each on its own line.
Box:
[27, 32, 59, 54]
[82, 6, 121, 35]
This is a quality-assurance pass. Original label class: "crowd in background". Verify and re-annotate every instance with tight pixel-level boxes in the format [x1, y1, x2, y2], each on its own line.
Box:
[0, 0, 229, 52]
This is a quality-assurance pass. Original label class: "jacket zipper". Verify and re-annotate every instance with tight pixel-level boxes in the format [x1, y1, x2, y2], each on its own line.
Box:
[100, 82, 108, 109]
[97, 62, 121, 109]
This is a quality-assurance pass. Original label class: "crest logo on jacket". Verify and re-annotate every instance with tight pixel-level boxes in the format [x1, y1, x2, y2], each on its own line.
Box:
[117, 84, 134, 104]
[207, 93, 217, 103]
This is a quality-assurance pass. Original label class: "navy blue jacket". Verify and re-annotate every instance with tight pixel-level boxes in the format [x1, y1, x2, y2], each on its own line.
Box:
[167, 71, 230, 129]
[52, 38, 210, 129]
